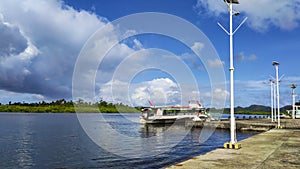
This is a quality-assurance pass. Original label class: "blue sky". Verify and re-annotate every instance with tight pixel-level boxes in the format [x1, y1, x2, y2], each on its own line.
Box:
[0, 0, 300, 108]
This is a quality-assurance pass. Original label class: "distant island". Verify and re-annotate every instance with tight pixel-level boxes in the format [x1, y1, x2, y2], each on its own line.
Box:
[0, 99, 294, 114]
[219, 104, 290, 115]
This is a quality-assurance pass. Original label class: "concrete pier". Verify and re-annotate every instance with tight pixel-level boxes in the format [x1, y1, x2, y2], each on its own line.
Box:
[167, 119, 300, 169]
[186, 118, 300, 131]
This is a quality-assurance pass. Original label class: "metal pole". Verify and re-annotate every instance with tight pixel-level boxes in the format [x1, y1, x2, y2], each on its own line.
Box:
[229, 3, 236, 144]
[275, 64, 280, 127]
[219, 1, 246, 148]
[273, 82, 277, 122]
[292, 88, 295, 119]
[270, 80, 274, 122]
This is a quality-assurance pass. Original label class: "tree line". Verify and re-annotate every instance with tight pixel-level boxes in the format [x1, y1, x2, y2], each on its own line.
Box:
[0, 99, 140, 113]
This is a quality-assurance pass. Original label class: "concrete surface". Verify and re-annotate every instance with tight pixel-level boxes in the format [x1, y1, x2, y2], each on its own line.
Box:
[166, 120, 300, 169]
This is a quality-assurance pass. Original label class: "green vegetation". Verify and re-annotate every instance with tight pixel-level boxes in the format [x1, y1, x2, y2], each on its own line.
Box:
[209, 108, 270, 115]
[215, 104, 293, 115]
[0, 99, 140, 113]
[226, 110, 270, 115]
[221, 105, 271, 115]
[0, 99, 294, 114]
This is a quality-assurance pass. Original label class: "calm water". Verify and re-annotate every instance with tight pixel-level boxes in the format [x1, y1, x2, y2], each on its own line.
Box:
[0, 113, 257, 169]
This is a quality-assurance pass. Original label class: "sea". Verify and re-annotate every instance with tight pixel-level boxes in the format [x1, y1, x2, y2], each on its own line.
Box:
[0, 113, 258, 169]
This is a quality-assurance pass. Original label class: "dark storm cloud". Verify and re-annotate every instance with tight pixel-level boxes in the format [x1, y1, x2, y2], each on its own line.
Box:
[0, 22, 27, 57]
[0, 0, 145, 102]
[0, 0, 105, 100]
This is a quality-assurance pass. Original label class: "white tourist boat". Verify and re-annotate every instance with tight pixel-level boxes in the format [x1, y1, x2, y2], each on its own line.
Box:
[140, 100, 211, 124]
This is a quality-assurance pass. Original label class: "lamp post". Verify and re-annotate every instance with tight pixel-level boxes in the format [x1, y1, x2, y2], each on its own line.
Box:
[273, 81, 277, 122]
[270, 80, 274, 122]
[218, 0, 247, 149]
[291, 84, 296, 119]
[272, 61, 280, 127]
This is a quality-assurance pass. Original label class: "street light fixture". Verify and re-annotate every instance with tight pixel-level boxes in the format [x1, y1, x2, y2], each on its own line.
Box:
[234, 12, 240, 16]
[224, 0, 239, 4]
[219, 0, 247, 149]
[291, 84, 296, 89]
[272, 61, 279, 66]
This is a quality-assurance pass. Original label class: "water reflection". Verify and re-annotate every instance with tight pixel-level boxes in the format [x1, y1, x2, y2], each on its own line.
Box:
[139, 124, 168, 138]
[79, 113, 195, 158]
[16, 132, 34, 169]
[14, 114, 34, 168]
[0, 113, 257, 169]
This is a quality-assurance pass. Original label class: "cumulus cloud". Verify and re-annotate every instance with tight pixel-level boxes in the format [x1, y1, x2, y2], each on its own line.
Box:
[0, 21, 27, 57]
[0, 0, 227, 105]
[98, 80, 130, 104]
[0, 20, 39, 92]
[202, 88, 228, 108]
[194, 0, 300, 32]
[98, 78, 181, 106]
[130, 78, 180, 106]
[0, 0, 138, 101]
[98, 76, 228, 108]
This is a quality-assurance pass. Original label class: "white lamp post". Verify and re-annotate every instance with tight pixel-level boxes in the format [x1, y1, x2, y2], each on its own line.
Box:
[291, 84, 296, 119]
[272, 61, 281, 128]
[273, 80, 277, 122]
[270, 80, 274, 122]
[219, 0, 247, 149]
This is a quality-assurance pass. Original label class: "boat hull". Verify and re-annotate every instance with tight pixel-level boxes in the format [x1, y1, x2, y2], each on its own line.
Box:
[140, 116, 196, 124]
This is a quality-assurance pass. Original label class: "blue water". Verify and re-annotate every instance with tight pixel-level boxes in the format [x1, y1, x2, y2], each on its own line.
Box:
[0, 113, 257, 169]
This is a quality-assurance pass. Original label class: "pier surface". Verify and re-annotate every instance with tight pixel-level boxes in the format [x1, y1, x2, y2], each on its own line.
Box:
[186, 118, 300, 131]
[167, 119, 300, 169]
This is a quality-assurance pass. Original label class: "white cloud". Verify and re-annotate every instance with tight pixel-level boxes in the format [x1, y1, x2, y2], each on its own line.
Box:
[191, 41, 204, 56]
[133, 39, 143, 50]
[194, 0, 227, 16]
[99, 77, 227, 108]
[236, 80, 268, 91]
[100, 75, 300, 108]
[232, 77, 300, 107]
[202, 88, 228, 108]
[0, 0, 104, 99]
[0, 0, 138, 101]
[98, 80, 130, 104]
[131, 78, 180, 106]
[98, 78, 181, 106]
[0, 90, 45, 104]
[208, 59, 225, 68]
[195, 0, 300, 31]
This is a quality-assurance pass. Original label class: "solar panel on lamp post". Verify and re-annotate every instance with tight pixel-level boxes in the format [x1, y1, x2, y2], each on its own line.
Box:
[224, 0, 239, 4]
